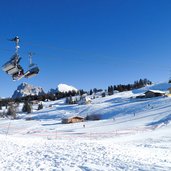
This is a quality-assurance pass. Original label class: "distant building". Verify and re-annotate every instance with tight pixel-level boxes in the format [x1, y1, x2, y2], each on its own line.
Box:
[144, 90, 166, 98]
[62, 116, 84, 124]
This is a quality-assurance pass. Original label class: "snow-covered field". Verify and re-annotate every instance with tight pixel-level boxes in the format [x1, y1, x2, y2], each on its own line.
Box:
[0, 83, 171, 170]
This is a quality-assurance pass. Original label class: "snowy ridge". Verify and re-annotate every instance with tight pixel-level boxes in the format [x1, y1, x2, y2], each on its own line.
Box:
[48, 83, 78, 94]
[12, 82, 45, 99]
[57, 83, 78, 93]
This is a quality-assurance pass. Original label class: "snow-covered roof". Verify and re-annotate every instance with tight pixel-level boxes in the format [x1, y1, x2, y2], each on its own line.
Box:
[145, 90, 165, 94]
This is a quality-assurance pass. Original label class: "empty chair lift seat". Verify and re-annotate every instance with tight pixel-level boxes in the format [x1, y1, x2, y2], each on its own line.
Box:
[2, 61, 21, 75]
[25, 66, 39, 78]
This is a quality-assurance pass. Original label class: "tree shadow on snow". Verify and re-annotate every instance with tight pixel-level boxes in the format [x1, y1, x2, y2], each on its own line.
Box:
[146, 114, 171, 126]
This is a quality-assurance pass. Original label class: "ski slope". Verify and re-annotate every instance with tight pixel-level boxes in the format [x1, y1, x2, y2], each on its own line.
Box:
[0, 83, 171, 170]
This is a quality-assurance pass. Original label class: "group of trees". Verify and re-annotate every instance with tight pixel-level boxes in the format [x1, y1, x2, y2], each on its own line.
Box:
[89, 88, 103, 95]
[108, 78, 152, 95]
[0, 100, 44, 119]
[0, 90, 80, 105]
[65, 96, 78, 104]
[0, 101, 32, 119]
[0, 90, 81, 117]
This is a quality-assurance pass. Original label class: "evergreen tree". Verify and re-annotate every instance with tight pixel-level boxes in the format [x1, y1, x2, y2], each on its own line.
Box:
[7, 104, 16, 119]
[108, 85, 114, 95]
[22, 101, 32, 113]
[37, 103, 43, 110]
[90, 89, 93, 95]
[113, 85, 117, 91]
[93, 88, 98, 94]
[69, 96, 73, 104]
[102, 92, 106, 97]
[79, 89, 84, 96]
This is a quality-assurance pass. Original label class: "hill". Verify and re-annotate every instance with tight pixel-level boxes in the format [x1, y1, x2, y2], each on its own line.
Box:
[0, 82, 171, 170]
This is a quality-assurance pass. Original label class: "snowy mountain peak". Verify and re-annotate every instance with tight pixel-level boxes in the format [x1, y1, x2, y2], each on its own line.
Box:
[12, 83, 45, 99]
[57, 83, 78, 93]
[18, 82, 29, 89]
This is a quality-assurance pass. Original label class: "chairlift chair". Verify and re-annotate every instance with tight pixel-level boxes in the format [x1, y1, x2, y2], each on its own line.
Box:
[2, 36, 21, 75]
[24, 52, 40, 78]
[2, 54, 21, 74]
[25, 65, 40, 78]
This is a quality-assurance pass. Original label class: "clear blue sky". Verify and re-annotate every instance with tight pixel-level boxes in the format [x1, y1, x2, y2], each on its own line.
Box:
[0, 0, 171, 97]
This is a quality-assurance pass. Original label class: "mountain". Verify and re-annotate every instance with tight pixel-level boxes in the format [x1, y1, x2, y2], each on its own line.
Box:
[49, 83, 78, 94]
[12, 83, 45, 99]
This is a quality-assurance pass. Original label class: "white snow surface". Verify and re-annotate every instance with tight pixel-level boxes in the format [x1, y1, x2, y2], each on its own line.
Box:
[0, 82, 171, 170]
[57, 83, 78, 93]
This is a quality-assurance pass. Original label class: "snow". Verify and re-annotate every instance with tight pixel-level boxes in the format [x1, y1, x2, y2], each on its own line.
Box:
[133, 82, 171, 94]
[57, 83, 78, 93]
[145, 89, 166, 94]
[0, 82, 171, 170]
[0, 125, 171, 170]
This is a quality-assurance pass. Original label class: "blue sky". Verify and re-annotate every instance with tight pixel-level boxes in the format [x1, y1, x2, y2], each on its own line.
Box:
[0, 0, 171, 97]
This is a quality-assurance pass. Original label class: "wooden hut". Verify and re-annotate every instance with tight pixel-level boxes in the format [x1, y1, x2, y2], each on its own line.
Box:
[62, 116, 84, 124]
[144, 90, 165, 98]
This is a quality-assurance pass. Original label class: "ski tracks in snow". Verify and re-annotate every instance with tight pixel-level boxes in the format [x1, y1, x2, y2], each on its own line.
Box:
[0, 136, 170, 171]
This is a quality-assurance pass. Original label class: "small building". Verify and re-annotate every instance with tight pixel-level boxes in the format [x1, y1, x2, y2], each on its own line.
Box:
[144, 90, 166, 98]
[62, 116, 84, 124]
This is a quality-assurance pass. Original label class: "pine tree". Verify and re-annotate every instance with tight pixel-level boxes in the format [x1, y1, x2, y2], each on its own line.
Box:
[102, 92, 106, 97]
[65, 97, 69, 104]
[108, 85, 114, 95]
[22, 101, 32, 113]
[69, 96, 73, 104]
[90, 89, 93, 95]
[7, 104, 16, 119]
[37, 103, 43, 110]
[93, 88, 97, 94]
[79, 90, 84, 96]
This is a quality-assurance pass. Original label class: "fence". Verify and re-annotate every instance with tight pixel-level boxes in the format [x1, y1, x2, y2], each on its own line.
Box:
[0, 122, 154, 140]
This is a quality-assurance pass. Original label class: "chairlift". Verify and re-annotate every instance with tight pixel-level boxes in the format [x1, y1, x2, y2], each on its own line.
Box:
[2, 53, 21, 72]
[2, 37, 40, 81]
[2, 37, 23, 78]
[24, 52, 40, 78]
